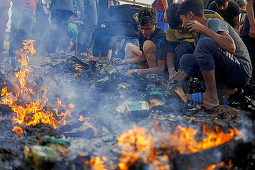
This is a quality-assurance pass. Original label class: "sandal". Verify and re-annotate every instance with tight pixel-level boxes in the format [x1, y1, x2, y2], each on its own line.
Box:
[191, 92, 219, 110]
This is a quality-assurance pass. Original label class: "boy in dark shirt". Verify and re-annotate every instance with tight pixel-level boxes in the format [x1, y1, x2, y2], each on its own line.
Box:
[116, 7, 167, 77]
[209, 0, 240, 29]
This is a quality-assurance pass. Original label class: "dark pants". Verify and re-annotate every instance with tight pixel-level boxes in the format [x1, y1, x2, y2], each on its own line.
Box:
[243, 36, 255, 80]
[174, 41, 195, 70]
[9, 9, 35, 56]
[79, 0, 98, 54]
[46, 9, 72, 53]
[180, 37, 249, 88]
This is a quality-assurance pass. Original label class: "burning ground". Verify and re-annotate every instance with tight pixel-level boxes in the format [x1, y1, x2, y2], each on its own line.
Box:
[0, 40, 255, 170]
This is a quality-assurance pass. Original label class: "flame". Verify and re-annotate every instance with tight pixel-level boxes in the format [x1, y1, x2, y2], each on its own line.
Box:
[162, 125, 242, 155]
[202, 160, 233, 170]
[12, 126, 23, 137]
[90, 157, 108, 170]
[78, 115, 90, 121]
[117, 124, 241, 170]
[117, 125, 170, 170]
[0, 40, 74, 135]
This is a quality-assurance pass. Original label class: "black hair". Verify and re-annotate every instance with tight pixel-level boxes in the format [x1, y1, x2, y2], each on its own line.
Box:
[215, 0, 229, 6]
[178, 0, 204, 17]
[236, 0, 246, 7]
[167, 3, 182, 29]
[138, 7, 157, 26]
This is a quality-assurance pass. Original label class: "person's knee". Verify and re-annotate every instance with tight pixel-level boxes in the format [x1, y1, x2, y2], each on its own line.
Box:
[196, 37, 216, 51]
[143, 40, 157, 53]
[125, 43, 134, 55]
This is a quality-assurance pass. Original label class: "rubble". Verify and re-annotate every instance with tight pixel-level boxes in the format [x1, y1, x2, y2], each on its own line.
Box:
[0, 51, 255, 170]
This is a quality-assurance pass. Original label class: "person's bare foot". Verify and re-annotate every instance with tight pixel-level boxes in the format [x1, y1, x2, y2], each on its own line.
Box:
[202, 92, 219, 107]
[225, 88, 238, 99]
[187, 92, 219, 107]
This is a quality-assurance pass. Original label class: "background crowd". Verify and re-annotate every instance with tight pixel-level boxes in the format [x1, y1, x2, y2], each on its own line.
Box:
[0, 0, 254, 82]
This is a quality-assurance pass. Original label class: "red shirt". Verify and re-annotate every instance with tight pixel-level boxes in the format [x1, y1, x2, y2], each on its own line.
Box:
[12, 0, 36, 12]
[155, 0, 164, 12]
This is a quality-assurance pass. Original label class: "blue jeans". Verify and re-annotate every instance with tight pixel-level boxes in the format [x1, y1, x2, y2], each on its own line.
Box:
[79, 0, 98, 54]
[156, 11, 168, 32]
[9, 8, 35, 56]
[180, 37, 249, 88]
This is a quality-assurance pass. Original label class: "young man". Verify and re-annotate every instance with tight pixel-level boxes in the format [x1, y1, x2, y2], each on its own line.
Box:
[172, 0, 251, 108]
[242, 0, 255, 80]
[208, 0, 240, 30]
[116, 7, 167, 77]
[166, 3, 223, 80]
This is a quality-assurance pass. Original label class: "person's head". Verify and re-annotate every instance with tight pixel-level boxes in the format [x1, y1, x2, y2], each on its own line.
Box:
[215, 0, 230, 11]
[167, 3, 183, 31]
[236, 0, 246, 9]
[178, 0, 204, 27]
[138, 7, 158, 38]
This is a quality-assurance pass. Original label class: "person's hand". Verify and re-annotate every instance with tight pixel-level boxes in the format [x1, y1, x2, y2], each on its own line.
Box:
[184, 20, 207, 34]
[249, 25, 255, 38]
[123, 69, 139, 77]
[111, 58, 126, 66]
[163, 12, 168, 23]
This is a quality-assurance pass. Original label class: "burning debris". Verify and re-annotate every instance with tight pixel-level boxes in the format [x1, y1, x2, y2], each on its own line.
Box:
[0, 40, 255, 170]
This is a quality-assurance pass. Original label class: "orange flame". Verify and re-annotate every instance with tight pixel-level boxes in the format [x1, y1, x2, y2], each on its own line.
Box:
[78, 115, 90, 121]
[12, 126, 23, 137]
[0, 40, 74, 132]
[162, 125, 242, 155]
[202, 160, 233, 170]
[117, 125, 170, 170]
[117, 124, 241, 170]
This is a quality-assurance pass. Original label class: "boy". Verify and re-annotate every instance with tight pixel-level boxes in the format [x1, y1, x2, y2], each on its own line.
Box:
[242, 0, 255, 80]
[115, 7, 167, 77]
[173, 0, 251, 108]
[166, 3, 223, 80]
[208, 0, 240, 29]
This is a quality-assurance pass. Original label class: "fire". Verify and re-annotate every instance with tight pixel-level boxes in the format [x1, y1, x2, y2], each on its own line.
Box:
[117, 125, 170, 170]
[162, 125, 242, 155]
[12, 126, 23, 137]
[78, 115, 90, 121]
[202, 160, 233, 170]
[0, 40, 74, 136]
[89, 157, 107, 170]
[117, 124, 241, 170]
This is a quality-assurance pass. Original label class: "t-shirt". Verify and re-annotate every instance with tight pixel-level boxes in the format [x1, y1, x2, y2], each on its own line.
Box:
[12, 0, 36, 12]
[165, 9, 223, 52]
[208, 0, 240, 27]
[108, 4, 142, 37]
[242, 0, 255, 37]
[195, 18, 252, 77]
[138, 27, 167, 60]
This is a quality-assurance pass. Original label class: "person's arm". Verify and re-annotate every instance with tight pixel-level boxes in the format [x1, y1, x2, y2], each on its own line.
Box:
[162, 0, 169, 23]
[246, 0, 255, 38]
[233, 16, 240, 30]
[124, 60, 166, 76]
[185, 20, 236, 53]
[108, 0, 114, 8]
[166, 52, 178, 80]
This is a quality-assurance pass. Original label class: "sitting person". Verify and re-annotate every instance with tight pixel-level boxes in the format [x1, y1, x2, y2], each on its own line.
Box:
[208, 0, 240, 30]
[171, 0, 252, 108]
[166, 3, 224, 80]
[115, 7, 167, 77]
